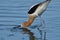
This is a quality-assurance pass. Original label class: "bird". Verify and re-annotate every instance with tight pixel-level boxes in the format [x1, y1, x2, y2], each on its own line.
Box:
[21, 0, 51, 27]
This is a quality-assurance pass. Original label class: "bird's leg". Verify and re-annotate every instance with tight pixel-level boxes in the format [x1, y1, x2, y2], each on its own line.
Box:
[37, 16, 46, 40]
[41, 17, 46, 40]
[37, 16, 43, 40]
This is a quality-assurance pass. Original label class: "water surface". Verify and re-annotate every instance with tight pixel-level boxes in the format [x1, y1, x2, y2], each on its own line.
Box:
[0, 0, 60, 40]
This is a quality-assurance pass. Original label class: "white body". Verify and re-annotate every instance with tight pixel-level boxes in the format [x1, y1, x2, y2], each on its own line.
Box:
[29, 1, 50, 17]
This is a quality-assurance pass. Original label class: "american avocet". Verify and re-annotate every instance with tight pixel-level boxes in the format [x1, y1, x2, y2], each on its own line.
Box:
[21, 0, 51, 27]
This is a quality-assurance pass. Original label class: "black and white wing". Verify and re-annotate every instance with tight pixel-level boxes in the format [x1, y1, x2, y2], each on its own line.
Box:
[28, 3, 42, 14]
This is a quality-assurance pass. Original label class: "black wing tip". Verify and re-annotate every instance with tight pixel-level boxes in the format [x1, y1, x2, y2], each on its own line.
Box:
[28, 12, 33, 14]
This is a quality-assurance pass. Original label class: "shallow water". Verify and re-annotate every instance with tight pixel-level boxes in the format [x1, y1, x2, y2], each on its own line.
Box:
[0, 0, 60, 40]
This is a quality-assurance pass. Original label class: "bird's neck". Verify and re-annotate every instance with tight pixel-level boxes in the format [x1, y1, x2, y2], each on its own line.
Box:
[27, 16, 35, 24]
[21, 16, 35, 27]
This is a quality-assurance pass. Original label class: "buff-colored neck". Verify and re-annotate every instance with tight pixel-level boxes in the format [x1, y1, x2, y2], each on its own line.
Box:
[21, 16, 35, 27]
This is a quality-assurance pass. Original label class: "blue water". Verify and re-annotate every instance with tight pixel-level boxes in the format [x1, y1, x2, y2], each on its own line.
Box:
[0, 0, 60, 40]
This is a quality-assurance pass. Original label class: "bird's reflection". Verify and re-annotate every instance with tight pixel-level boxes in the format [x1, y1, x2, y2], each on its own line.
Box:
[19, 28, 35, 40]
[12, 26, 35, 40]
